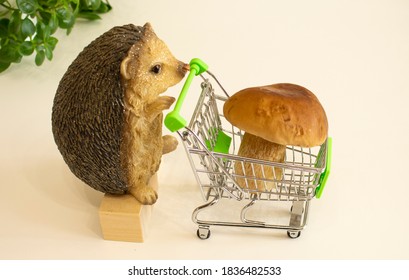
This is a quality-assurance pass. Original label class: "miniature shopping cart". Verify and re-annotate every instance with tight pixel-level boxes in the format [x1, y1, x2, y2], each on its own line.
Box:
[165, 58, 332, 239]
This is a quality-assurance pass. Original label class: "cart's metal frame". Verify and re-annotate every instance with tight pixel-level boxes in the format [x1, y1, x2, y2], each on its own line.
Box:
[176, 73, 329, 239]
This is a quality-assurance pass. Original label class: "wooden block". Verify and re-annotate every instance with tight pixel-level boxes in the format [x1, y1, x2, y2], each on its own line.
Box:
[98, 173, 158, 242]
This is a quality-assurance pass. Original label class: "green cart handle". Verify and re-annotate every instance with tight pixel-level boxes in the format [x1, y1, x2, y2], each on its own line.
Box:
[165, 58, 209, 132]
[315, 137, 332, 199]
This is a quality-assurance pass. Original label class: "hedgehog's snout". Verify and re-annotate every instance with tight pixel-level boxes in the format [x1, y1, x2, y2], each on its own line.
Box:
[179, 61, 190, 76]
[182, 63, 190, 72]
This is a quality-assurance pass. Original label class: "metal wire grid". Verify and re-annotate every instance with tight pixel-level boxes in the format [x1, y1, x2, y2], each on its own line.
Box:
[178, 79, 327, 203]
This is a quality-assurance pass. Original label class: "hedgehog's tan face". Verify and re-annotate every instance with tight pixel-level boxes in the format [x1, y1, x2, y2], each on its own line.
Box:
[120, 23, 188, 103]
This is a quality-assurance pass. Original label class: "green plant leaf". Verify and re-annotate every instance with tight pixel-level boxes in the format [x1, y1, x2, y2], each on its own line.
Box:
[48, 13, 58, 34]
[18, 41, 34, 56]
[96, 1, 112, 13]
[31, 35, 41, 47]
[0, 18, 10, 38]
[43, 24, 51, 39]
[35, 21, 45, 39]
[38, 11, 51, 23]
[37, 11, 58, 35]
[82, 0, 101, 10]
[0, 42, 22, 63]
[35, 50, 45, 66]
[77, 12, 101, 20]
[44, 45, 53, 60]
[47, 36, 58, 50]
[0, 61, 11, 73]
[16, 0, 38, 15]
[8, 11, 22, 35]
[90, 0, 101, 10]
[35, 43, 45, 52]
[56, 6, 75, 30]
[21, 18, 35, 38]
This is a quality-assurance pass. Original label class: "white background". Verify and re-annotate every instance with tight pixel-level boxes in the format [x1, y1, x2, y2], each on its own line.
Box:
[1, 0, 408, 259]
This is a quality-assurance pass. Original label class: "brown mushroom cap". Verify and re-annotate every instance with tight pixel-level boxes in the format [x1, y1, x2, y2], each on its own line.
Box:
[223, 83, 328, 147]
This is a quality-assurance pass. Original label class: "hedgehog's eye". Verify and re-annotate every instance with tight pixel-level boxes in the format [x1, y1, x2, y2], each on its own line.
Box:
[150, 64, 162, 74]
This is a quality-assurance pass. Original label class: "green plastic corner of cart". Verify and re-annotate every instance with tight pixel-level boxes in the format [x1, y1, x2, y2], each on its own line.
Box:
[164, 58, 208, 132]
[205, 129, 232, 154]
[164, 111, 187, 132]
[189, 58, 208, 75]
[316, 137, 332, 199]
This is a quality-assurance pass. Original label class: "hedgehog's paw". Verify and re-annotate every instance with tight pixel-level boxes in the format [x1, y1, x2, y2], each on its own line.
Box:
[147, 96, 176, 121]
[150, 96, 175, 114]
[148, 95, 175, 112]
[162, 135, 178, 154]
[129, 185, 158, 205]
[157, 95, 176, 111]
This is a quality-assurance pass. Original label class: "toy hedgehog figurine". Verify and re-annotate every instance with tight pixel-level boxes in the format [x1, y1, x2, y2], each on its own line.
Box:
[52, 23, 188, 205]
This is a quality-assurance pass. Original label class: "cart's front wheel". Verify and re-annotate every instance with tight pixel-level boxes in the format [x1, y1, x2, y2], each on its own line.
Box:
[197, 227, 211, 240]
[287, 231, 301, 239]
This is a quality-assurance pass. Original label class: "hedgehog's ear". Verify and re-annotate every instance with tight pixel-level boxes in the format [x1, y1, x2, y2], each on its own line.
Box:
[143, 22, 153, 30]
[120, 56, 132, 80]
[142, 22, 155, 35]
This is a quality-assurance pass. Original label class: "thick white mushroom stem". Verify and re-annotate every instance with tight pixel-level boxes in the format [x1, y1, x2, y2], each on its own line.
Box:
[234, 132, 286, 192]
